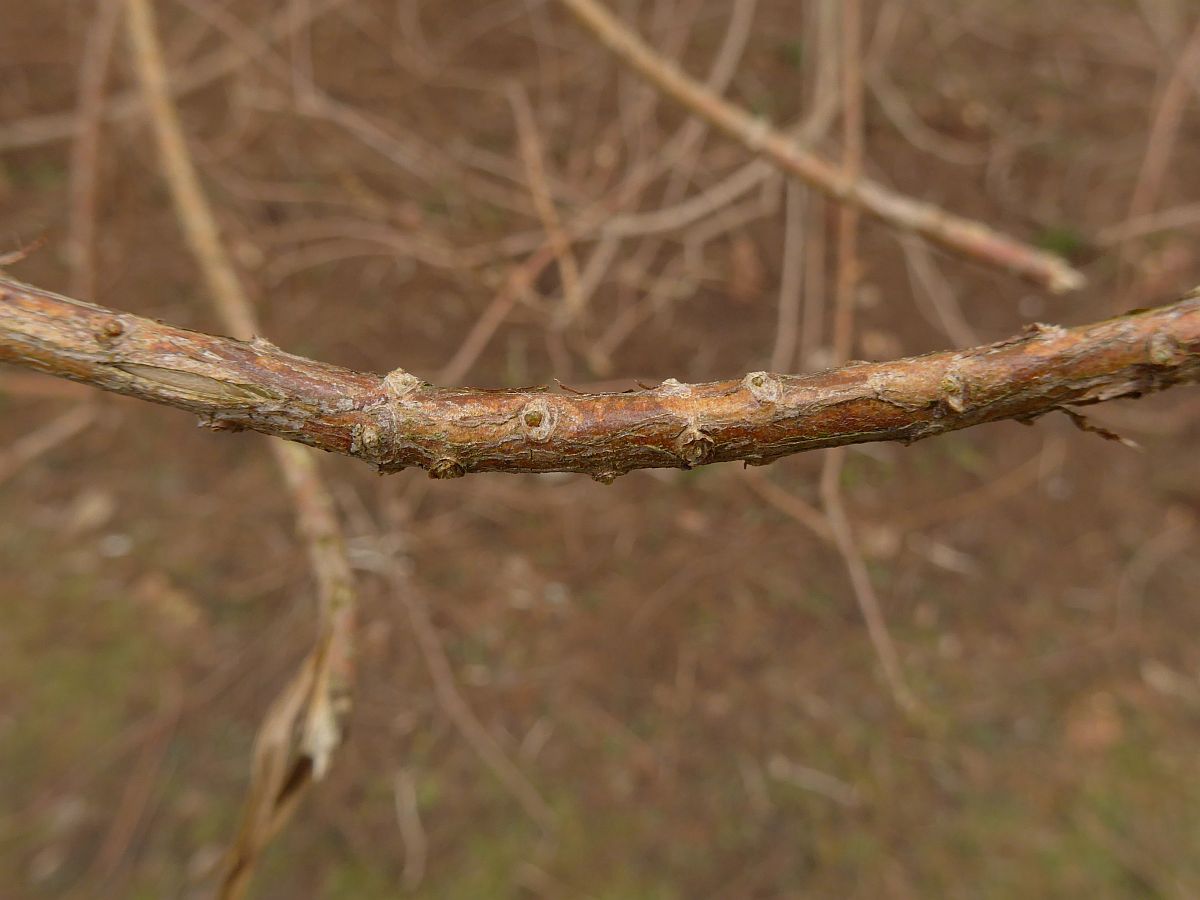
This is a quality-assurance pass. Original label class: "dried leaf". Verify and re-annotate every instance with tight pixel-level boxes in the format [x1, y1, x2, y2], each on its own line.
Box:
[219, 630, 350, 900]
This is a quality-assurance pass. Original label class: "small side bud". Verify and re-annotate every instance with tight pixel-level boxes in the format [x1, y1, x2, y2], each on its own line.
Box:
[658, 378, 692, 397]
[428, 458, 465, 479]
[592, 470, 619, 485]
[384, 367, 422, 400]
[1022, 322, 1065, 340]
[519, 399, 557, 443]
[676, 425, 714, 467]
[940, 373, 967, 413]
[352, 423, 383, 458]
[197, 415, 242, 432]
[743, 371, 782, 403]
[1148, 333, 1182, 366]
[94, 317, 124, 344]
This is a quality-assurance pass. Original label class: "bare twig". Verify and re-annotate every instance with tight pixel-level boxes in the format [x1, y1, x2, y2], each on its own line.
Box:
[556, 0, 1085, 292]
[770, 180, 805, 373]
[436, 243, 558, 385]
[899, 235, 978, 348]
[821, 468, 920, 715]
[506, 83, 585, 325]
[123, 1, 357, 897]
[393, 769, 428, 891]
[1117, 16, 1200, 303]
[125, 0, 254, 335]
[388, 565, 554, 829]
[820, 0, 920, 717]
[66, 0, 124, 301]
[1125, 17, 1200, 239]
[887, 437, 1065, 534]
[0, 405, 99, 488]
[0, 0, 349, 152]
[1114, 507, 1195, 631]
[830, 0, 865, 367]
[1098, 201, 1200, 245]
[743, 472, 832, 543]
[2, 275, 1197, 479]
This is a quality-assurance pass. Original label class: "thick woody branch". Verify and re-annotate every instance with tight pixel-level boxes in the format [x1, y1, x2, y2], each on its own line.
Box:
[2, 275, 1198, 481]
[557, 0, 1085, 293]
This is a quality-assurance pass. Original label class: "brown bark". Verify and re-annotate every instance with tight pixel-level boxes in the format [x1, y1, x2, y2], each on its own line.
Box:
[2, 275, 1198, 481]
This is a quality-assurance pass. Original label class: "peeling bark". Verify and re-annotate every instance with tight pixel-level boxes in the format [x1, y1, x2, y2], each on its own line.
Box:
[2, 276, 1198, 480]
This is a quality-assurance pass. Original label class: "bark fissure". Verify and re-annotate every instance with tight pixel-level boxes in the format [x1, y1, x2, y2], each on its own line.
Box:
[2, 276, 1198, 480]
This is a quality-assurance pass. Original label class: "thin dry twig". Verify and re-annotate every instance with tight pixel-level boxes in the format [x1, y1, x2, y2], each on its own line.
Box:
[743, 472, 831, 543]
[66, 0, 124, 302]
[388, 564, 555, 829]
[830, 0, 865, 367]
[557, 0, 1084, 293]
[436, 243, 558, 385]
[888, 437, 1065, 534]
[123, 1, 357, 897]
[393, 769, 428, 891]
[1116, 15, 1200, 305]
[770, 180, 805, 373]
[0, 405, 99, 488]
[819, 0, 920, 718]
[507, 83, 585, 326]
[1114, 506, 1196, 631]
[1098, 201, 1200, 245]
[0, 0, 350, 153]
[899, 235, 979, 348]
[1125, 17, 1200, 240]
[88, 684, 181, 885]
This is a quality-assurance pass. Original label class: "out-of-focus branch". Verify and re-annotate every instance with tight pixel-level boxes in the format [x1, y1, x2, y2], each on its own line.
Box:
[123, 1, 357, 898]
[819, 0, 920, 718]
[0, 0, 349, 152]
[3, 274, 1198, 480]
[556, 0, 1085, 293]
[0, 403, 98, 488]
[66, 0, 123, 302]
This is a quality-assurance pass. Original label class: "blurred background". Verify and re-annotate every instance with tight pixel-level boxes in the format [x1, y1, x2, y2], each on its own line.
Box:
[3, 1, 1200, 897]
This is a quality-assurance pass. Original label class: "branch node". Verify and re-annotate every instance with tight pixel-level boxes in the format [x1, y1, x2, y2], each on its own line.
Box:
[1149, 332, 1183, 366]
[1023, 322, 1067, 340]
[428, 457, 466, 479]
[384, 367, 422, 400]
[940, 372, 968, 413]
[592, 470, 620, 485]
[352, 423, 383, 458]
[519, 398, 557, 442]
[94, 316, 124, 344]
[197, 414, 242, 432]
[744, 371, 782, 403]
[658, 377, 692, 397]
[676, 424, 715, 467]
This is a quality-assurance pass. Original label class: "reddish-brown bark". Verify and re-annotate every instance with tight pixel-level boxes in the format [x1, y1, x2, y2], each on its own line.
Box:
[2, 276, 1198, 481]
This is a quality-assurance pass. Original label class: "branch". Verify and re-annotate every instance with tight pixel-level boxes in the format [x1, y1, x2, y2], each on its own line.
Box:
[123, 0, 357, 896]
[2, 275, 1198, 480]
[557, 0, 1086, 294]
